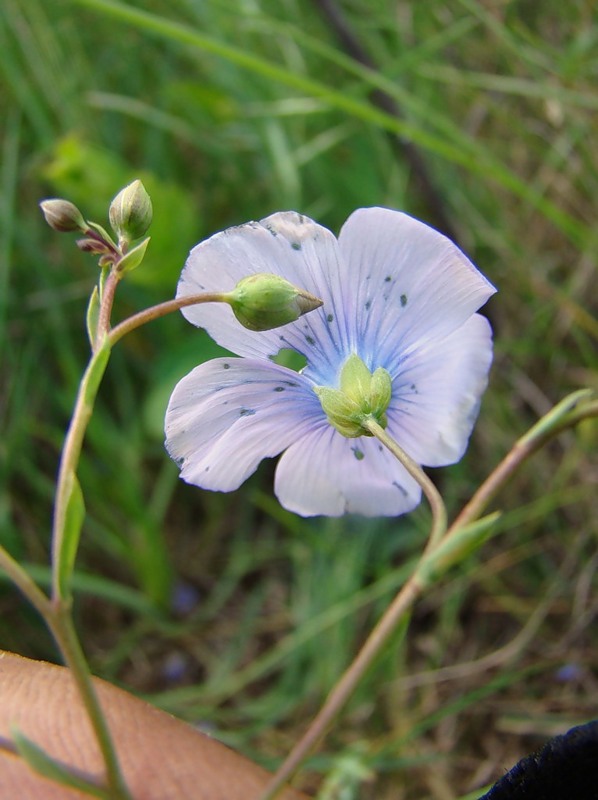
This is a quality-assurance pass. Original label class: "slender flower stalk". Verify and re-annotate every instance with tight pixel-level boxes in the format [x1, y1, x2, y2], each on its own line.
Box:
[45, 257, 239, 797]
[259, 418, 445, 800]
[260, 391, 598, 799]
[364, 418, 447, 548]
[108, 292, 228, 345]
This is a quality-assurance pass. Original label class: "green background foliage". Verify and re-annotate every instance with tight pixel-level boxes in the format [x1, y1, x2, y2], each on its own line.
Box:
[1, 1, 597, 797]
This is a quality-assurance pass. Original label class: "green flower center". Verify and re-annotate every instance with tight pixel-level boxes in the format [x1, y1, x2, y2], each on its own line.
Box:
[314, 353, 392, 438]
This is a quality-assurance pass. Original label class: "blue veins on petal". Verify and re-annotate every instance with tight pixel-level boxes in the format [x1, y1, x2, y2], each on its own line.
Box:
[165, 207, 496, 517]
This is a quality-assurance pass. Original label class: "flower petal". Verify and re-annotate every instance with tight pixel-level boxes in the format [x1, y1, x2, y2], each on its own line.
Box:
[386, 313, 493, 466]
[337, 207, 496, 372]
[165, 358, 321, 491]
[176, 212, 350, 384]
[274, 426, 422, 517]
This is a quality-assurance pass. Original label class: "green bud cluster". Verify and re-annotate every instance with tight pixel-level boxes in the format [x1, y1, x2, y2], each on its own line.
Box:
[315, 354, 392, 438]
[226, 273, 323, 332]
[40, 180, 153, 277]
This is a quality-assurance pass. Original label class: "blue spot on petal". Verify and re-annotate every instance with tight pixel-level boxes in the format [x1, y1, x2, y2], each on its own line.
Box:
[400, 294, 408, 307]
[239, 408, 256, 417]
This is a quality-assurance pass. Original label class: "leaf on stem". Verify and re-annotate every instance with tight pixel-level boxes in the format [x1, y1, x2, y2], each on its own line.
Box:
[11, 726, 109, 799]
[57, 472, 86, 600]
[86, 285, 100, 349]
[82, 337, 111, 405]
[416, 512, 502, 587]
[116, 236, 150, 274]
[520, 388, 594, 447]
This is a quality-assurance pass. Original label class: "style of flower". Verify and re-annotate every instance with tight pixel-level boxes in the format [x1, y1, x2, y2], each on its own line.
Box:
[165, 208, 496, 517]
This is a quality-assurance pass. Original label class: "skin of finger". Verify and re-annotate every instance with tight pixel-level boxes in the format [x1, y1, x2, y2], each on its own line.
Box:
[0, 651, 310, 800]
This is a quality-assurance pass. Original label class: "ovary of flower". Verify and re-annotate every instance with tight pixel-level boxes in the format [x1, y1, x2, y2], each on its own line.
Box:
[165, 208, 496, 517]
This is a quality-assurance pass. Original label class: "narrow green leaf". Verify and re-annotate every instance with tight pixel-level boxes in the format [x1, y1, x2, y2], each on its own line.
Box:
[416, 512, 502, 586]
[85, 284, 100, 349]
[82, 336, 111, 405]
[520, 389, 594, 447]
[11, 726, 109, 799]
[57, 471, 85, 598]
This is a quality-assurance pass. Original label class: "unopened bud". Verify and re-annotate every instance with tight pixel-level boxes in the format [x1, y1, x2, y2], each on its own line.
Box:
[109, 180, 152, 242]
[40, 199, 87, 233]
[226, 273, 322, 332]
[76, 238, 111, 255]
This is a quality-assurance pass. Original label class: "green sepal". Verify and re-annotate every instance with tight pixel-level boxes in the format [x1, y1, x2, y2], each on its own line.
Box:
[86, 285, 100, 349]
[57, 471, 85, 600]
[116, 236, 150, 274]
[315, 354, 392, 438]
[86, 221, 118, 251]
[416, 512, 502, 587]
[340, 353, 373, 405]
[11, 726, 109, 799]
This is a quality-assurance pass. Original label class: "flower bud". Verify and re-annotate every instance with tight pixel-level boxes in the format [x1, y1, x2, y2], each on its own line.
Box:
[40, 199, 87, 233]
[109, 180, 153, 242]
[315, 354, 392, 438]
[226, 273, 322, 332]
[76, 238, 111, 255]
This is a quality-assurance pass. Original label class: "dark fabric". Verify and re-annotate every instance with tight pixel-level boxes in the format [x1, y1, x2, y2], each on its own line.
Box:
[479, 721, 598, 799]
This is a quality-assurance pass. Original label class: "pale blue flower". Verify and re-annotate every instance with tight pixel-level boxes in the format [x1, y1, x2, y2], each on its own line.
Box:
[165, 208, 496, 517]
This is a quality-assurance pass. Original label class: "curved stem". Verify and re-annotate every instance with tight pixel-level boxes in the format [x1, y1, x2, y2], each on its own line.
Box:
[47, 289, 227, 798]
[365, 418, 447, 549]
[108, 292, 227, 345]
[260, 422, 446, 800]
[261, 395, 597, 799]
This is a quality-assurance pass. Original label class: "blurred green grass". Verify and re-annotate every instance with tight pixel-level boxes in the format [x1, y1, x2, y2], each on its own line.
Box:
[1, 0, 597, 797]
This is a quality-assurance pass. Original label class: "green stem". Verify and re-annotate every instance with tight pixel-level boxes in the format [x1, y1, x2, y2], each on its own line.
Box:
[51, 341, 111, 602]
[46, 289, 229, 798]
[261, 396, 597, 799]
[0, 548, 51, 620]
[45, 604, 132, 799]
[365, 418, 447, 549]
